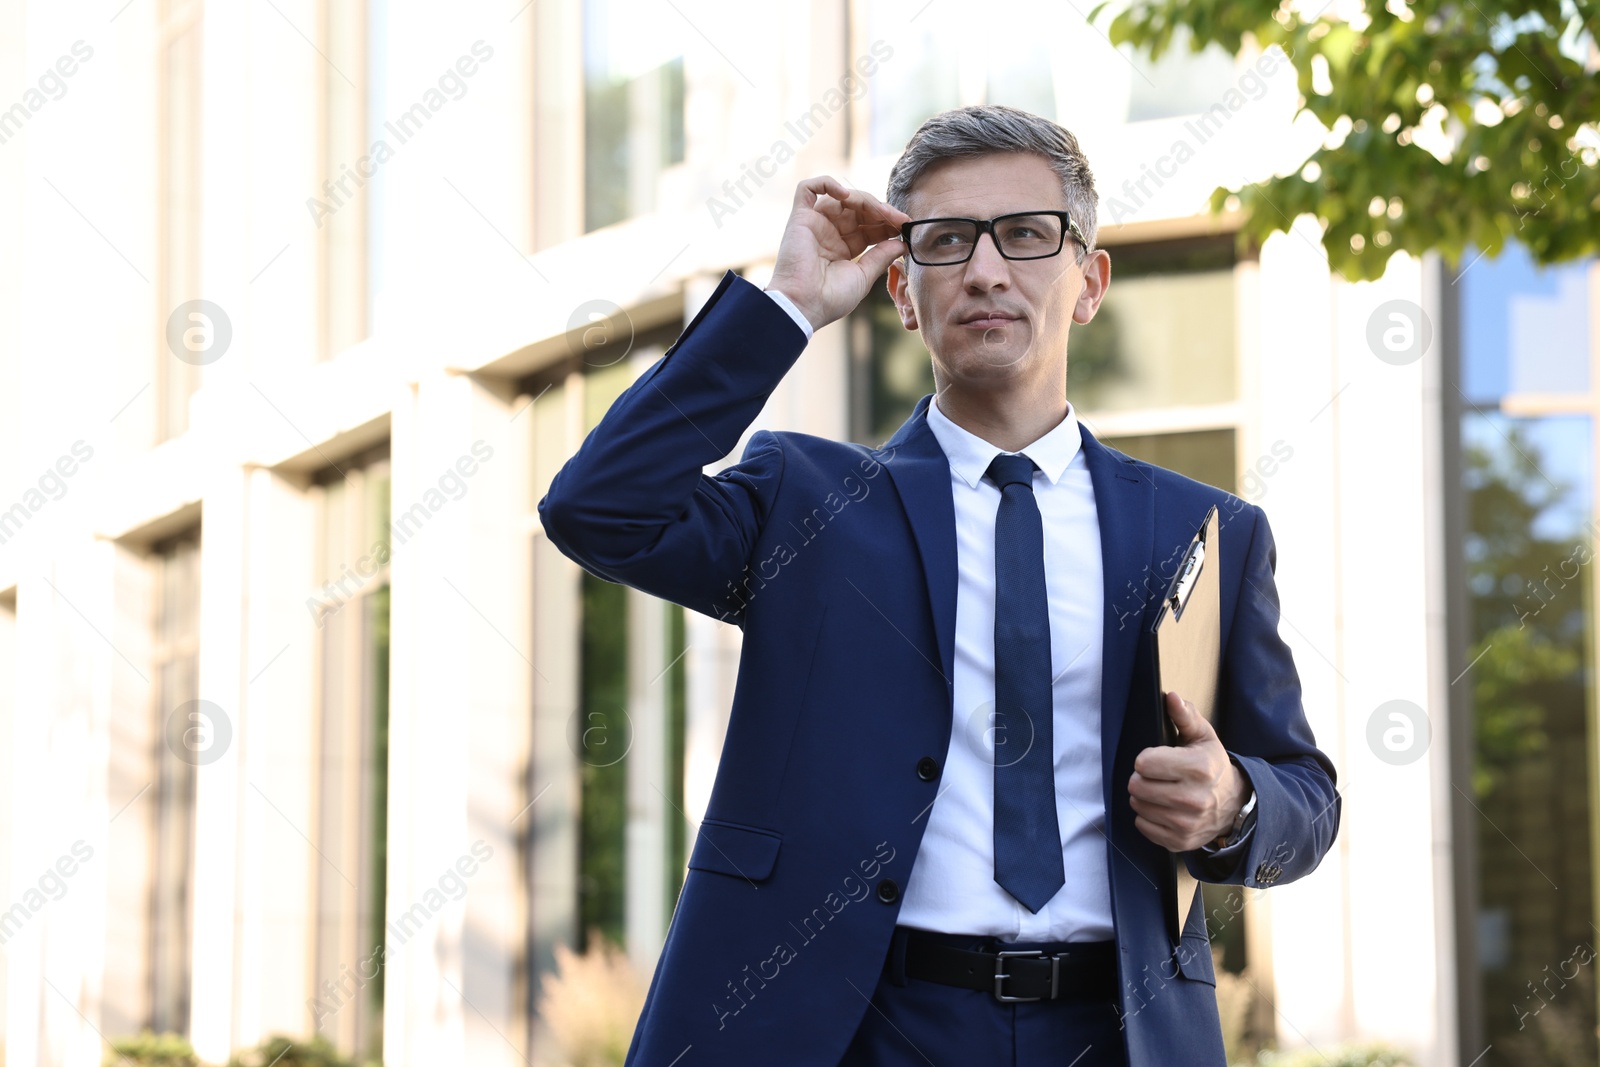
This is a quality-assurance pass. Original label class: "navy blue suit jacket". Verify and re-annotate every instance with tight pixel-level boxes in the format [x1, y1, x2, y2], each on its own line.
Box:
[538, 270, 1340, 1065]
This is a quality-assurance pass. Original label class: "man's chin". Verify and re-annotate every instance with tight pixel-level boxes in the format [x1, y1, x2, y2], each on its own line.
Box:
[940, 339, 1036, 377]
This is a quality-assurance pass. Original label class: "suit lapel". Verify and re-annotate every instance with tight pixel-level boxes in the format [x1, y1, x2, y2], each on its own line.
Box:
[1079, 424, 1155, 795]
[879, 395, 958, 690]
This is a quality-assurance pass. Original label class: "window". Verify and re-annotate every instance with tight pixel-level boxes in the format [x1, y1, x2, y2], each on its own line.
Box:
[858, 0, 1238, 159]
[1452, 244, 1597, 1062]
[581, 0, 685, 232]
[149, 532, 200, 1035]
[862, 2, 959, 159]
[1068, 236, 1237, 414]
[524, 318, 688, 993]
[317, 0, 387, 357]
[1078, 237, 1239, 492]
[310, 453, 391, 1065]
[573, 351, 689, 951]
[847, 281, 934, 446]
[1100, 429, 1236, 493]
[157, 0, 203, 441]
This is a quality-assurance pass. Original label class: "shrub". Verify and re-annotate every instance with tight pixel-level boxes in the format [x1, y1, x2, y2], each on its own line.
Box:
[225, 1035, 352, 1067]
[535, 933, 646, 1067]
[103, 1032, 199, 1067]
[1252, 1044, 1415, 1067]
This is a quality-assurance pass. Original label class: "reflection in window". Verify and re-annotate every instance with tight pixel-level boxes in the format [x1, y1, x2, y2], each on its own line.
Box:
[571, 327, 630, 953]
[864, 1, 959, 158]
[1070, 237, 1237, 413]
[1457, 247, 1598, 1065]
[150, 532, 200, 1036]
[582, 0, 684, 232]
[1462, 416, 1594, 1065]
[848, 281, 934, 446]
[863, 1, 1239, 157]
[863, 0, 1081, 157]
[530, 337, 689, 961]
[311, 456, 391, 1067]
[1462, 242, 1591, 402]
[578, 570, 628, 949]
[664, 601, 687, 908]
[1102, 429, 1235, 493]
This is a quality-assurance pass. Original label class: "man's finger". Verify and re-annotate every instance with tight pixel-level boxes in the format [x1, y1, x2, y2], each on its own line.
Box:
[839, 185, 911, 224]
[1132, 746, 1186, 782]
[856, 237, 906, 280]
[792, 174, 852, 212]
[1165, 690, 1215, 745]
[857, 215, 906, 245]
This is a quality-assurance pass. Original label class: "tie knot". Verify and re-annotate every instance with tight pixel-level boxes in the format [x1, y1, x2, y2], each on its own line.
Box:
[987, 452, 1038, 491]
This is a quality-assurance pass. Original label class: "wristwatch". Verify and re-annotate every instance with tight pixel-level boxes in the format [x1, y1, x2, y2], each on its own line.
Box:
[1213, 776, 1257, 849]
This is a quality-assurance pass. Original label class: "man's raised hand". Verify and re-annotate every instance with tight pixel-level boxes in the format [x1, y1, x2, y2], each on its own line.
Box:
[767, 176, 910, 333]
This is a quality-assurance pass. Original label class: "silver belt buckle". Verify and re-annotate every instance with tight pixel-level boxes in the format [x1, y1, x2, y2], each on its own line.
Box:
[993, 948, 1057, 1002]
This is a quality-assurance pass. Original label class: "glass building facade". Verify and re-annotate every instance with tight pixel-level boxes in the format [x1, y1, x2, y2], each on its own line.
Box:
[1452, 244, 1598, 1065]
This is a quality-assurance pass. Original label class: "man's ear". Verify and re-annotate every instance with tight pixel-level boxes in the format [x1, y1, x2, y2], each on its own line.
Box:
[886, 257, 918, 331]
[1073, 248, 1112, 325]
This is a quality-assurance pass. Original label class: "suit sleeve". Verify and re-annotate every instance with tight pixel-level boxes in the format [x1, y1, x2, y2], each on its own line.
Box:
[537, 271, 809, 624]
[1184, 502, 1341, 887]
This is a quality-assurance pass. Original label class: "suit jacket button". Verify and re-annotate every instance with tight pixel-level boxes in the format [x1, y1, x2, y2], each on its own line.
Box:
[876, 878, 900, 904]
[916, 757, 939, 781]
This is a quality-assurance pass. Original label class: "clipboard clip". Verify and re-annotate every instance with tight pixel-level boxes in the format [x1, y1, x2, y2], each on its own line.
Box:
[1167, 538, 1207, 620]
[1158, 512, 1214, 626]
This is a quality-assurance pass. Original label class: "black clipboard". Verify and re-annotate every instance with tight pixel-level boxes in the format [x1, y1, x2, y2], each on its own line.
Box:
[1149, 504, 1221, 943]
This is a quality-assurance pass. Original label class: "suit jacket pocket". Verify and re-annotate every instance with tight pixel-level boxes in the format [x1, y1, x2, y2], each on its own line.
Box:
[687, 817, 783, 882]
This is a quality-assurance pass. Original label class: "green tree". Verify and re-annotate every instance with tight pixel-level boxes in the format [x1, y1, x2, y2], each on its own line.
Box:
[1095, 0, 1600, 280]
[1457, 420, 1596, 1065]
[1460, 423, 1584, 797]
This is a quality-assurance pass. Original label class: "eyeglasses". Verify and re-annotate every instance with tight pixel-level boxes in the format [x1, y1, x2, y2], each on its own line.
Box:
[899, 211, 1089, 266]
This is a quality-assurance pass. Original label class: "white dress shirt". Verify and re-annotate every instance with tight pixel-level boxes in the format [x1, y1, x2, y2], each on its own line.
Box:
[899, 395, 1111, 941]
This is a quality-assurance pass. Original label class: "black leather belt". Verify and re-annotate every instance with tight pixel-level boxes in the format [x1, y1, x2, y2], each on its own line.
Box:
[900, 926, 1118, 1003]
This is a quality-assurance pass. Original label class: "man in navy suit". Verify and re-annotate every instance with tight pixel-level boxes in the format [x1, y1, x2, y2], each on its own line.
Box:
[538, 104, 1339, 1066]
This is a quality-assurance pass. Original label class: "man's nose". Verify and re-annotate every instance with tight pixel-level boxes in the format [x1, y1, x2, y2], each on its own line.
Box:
[962, 231, 1010, 288]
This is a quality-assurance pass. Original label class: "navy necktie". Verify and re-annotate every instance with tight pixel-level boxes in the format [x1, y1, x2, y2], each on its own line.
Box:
[987, 452, 1065, 913]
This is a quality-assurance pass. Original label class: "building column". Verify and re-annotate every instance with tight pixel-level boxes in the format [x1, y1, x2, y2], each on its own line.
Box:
[528, 372, 582, 1065]
[385, 370, 529, 1067]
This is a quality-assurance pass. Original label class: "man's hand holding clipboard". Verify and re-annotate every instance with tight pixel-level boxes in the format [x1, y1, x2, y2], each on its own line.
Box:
[1128, 505, 1257, 942]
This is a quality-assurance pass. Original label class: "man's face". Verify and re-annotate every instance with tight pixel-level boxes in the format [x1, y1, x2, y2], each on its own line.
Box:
[886, 152, 1110, 398]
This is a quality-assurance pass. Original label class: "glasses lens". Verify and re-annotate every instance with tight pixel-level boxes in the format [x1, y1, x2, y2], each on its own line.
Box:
[908, 219, 979, 264]
[994, 214, 1064, 259]
[907, 215, 1067, 263]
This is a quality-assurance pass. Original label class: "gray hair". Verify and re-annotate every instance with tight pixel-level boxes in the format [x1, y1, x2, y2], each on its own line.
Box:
[885, 104, 1099, 258]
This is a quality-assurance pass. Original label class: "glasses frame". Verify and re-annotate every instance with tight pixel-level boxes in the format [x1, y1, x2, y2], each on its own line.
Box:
[899, 210, 1090, 266]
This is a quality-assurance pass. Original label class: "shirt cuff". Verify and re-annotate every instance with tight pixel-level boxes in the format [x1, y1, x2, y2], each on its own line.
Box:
[764, 288, 815, 342]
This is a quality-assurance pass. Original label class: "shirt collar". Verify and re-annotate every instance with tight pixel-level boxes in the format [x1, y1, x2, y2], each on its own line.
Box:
[925, 393, 1083, 490]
